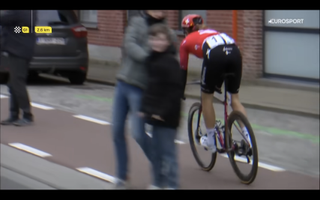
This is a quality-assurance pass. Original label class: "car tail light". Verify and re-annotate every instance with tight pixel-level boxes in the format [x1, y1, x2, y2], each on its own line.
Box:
[71, 26, 87, 38]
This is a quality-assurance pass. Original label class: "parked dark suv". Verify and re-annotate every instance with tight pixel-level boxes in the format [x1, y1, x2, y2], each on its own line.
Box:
[0, 10, 89, 84]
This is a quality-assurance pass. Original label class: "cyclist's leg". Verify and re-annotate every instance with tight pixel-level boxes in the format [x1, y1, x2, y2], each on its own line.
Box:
[200, 65, 215, 130]
[200, 65, 216, 151]
[200, 43, 225, 151]
[226, 45, 248, 132]
[200, 43, 216, 130]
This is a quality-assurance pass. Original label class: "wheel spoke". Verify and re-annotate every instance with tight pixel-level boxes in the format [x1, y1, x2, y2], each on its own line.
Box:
[188, 102, 217, 171]
[227, 111, 258, 184]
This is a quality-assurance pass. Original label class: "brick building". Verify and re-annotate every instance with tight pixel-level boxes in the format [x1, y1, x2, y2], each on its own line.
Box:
[76, 10, 319, 82]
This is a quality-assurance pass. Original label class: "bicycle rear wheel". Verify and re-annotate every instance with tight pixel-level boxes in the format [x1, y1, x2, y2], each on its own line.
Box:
[225, 111, 258, 184]
[188, 102, 217, 171]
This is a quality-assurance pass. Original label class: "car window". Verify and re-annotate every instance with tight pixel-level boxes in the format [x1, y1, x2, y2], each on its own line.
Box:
[36, 10, 79, 26]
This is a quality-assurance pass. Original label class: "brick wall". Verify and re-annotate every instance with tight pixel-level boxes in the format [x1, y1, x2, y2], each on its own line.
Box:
[165, 10, 179, 30]
[86, 10, 125, 47]
[238, 10, 263, 79]
[83, 10, 263, 79]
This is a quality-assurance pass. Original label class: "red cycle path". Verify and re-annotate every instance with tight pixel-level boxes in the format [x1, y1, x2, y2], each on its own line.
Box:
[1, 98, 319, 189]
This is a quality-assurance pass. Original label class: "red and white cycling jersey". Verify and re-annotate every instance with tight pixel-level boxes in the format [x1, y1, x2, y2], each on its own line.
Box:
[179, 29, 235, 70]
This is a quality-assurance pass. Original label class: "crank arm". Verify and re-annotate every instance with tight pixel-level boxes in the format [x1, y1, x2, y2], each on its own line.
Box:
[225, 148, 234, 152]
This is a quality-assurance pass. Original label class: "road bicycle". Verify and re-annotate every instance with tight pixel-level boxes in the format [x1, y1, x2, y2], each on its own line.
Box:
[186, 73, 258, 184]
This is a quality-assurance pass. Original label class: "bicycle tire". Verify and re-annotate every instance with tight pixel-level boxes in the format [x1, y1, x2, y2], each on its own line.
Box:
[187, 102, 217, 171]
[225, 110, 258, 184]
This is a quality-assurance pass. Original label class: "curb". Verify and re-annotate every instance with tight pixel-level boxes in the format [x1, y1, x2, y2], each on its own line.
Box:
[86, 77, 319, 119]
[184, 93, 319, 119]
[87, 78, 116, 87]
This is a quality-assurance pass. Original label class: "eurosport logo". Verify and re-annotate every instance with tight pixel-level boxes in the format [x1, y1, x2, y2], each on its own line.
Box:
[268, 19, 304, 24]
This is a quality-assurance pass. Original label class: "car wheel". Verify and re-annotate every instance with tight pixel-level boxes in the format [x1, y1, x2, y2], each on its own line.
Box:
[68, 72, 87, 85]
[0, 73, 9, 83]
[27, 72, 39, 81]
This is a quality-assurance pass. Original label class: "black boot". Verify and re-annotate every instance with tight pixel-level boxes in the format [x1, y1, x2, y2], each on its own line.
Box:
[13, 112, 33, 127]
[1, 116, 19, 125]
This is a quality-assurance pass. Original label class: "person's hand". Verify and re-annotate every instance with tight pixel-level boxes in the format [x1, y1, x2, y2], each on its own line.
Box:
[138, 112, 145, 117]
[151, 114, 164, 121]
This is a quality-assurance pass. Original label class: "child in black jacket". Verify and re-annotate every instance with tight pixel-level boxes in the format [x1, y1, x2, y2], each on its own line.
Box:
[139, 23, 183, 189]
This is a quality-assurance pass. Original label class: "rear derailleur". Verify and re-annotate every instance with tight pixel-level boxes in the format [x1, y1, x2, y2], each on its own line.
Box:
[233, 140, 252, 163]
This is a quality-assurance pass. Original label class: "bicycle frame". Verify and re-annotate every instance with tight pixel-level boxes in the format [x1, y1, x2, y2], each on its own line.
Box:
[187, 80, 229, 151]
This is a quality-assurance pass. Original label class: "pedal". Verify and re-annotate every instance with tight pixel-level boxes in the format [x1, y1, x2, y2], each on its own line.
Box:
[217, 148, 225, 153]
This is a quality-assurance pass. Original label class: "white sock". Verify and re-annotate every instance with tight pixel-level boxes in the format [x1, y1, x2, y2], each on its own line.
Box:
[206, 128, 216, 146]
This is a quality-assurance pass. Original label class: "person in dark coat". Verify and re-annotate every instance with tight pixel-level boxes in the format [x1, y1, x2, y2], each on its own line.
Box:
[112, 10, 177, 189]
[139, 23, 184, 189]
[0, 10, 37, 126]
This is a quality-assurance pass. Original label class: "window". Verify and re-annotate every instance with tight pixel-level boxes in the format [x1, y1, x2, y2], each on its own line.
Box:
[264, 31, 319, 79]
[179, 10, 207, 30]
[79, 10, 98, 28]
[36, 10, 78, 26]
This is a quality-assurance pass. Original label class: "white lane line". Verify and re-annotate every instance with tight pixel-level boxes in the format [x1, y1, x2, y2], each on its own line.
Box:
[76, 167, 116, 183]
[0, 97, 54, 110]
[31, 102, 55, 110]
[220, 154, 285, 172]
[73, 115, 111, 125]
[8, 143, 52, 158]
[145, 132, 185, 144]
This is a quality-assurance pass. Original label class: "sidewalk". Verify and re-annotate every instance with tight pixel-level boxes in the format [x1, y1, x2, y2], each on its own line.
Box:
[1, 144, 114, 189]
[87, 60, 319, 118]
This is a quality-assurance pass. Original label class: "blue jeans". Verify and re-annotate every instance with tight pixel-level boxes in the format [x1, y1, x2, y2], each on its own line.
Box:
[151, 125, 179, 189]
[112, 81, 153, 181]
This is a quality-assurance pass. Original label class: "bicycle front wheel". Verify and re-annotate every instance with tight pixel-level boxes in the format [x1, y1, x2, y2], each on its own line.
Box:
[226, 111, 258, 184]
[187, 102, 217, 171]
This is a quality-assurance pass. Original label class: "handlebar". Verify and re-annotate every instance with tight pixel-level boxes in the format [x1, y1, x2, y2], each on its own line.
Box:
[182, 80, 201, 100]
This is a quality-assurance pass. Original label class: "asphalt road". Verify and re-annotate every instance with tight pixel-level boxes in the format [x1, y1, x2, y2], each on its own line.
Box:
[1, 98, 319, 189]
[0, 75, 319, 189]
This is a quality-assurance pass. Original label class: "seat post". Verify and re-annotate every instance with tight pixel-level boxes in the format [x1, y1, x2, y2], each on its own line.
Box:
[222, 73, 235, 104]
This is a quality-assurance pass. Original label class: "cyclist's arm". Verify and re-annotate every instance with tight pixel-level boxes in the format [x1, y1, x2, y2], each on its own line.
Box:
[179, 40, 189, 99]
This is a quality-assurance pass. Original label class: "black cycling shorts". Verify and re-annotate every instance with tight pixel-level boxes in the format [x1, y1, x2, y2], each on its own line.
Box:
[200, 42, 242, 94]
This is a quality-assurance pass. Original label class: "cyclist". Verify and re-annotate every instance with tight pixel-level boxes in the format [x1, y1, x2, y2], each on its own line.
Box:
[180, 14, 249, 152]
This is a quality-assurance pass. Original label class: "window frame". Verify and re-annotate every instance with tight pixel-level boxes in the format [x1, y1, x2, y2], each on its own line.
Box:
[79, 10, 98, 28]
[262, 10, 320, 82]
